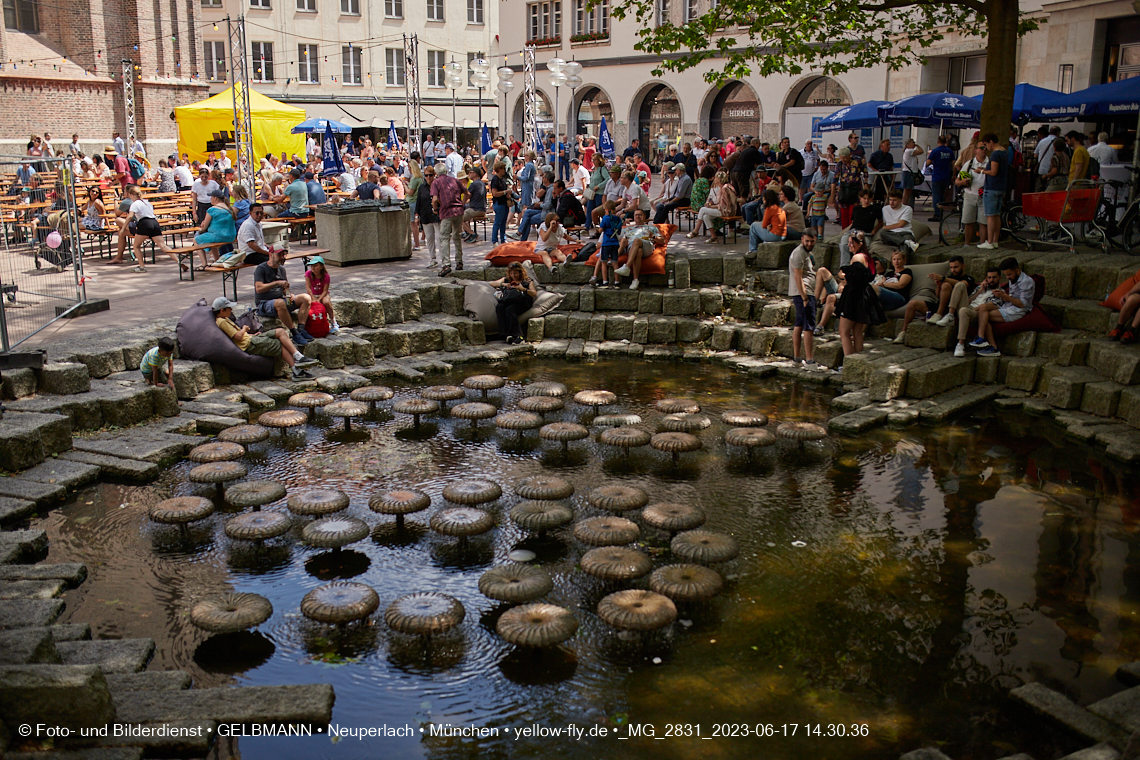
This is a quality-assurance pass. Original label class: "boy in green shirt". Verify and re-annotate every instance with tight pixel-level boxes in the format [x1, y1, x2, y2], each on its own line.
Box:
[139, 337, 175, 388]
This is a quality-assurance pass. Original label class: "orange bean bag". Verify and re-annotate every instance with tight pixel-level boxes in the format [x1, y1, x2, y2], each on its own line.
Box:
[1102, 268, 1140, 311]
[484, 241, 584, 266]
[585, 223, 676, 277]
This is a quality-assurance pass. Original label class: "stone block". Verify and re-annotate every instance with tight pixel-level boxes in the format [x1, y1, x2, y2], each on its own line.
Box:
[662, 289, 700, 316]
[1075, 256, 1136, 300]
[566, 312, 592, 339]
[814, 340, 844, 369]
[578, 287, 595, 313]
[582, 341, 600, 361]
[399, 291, 423, 321]
[95, 384, 157, 429]
[1081, 381, 1125, 418]
[0, 412, 72, 471]
[638, 290, 663, 314]
[1088, 684, 1140, 735]
[18, 460, 99, 491]
[758, 301, 792, 327]
[565, 338, 585, 361]
[2, 369, 36, 400]
[438, 325, 461, 352]
[381, 294, 405, 324]
[378, 329, 409, 357]
[676, 318, 709, 343]
[699, 287, 724, 315]
[38, 362, 90, 395]
[749, 328, 778, 356]
[710, 325, 738, 351]
[771, 330, 794, 358]
[598, 341, 629, 356]
[648, 316, 677, 344]
[1054, 338, 1090, 367]
[0, 496, 35, 525]
[605, 314, 635, 341]
[728, 296, 755, 321]
[632, 315, 649, 344]
[356, 300, 388, 329]
[904, 321, 954, 350]
[974, 355, 1000, 384]
[543, 313, 567, 339]
[1004, 357, 1048, 391]
[723, 253, 746, 286]
[0, 629, 61, 665]
[918, 384, 1002, 422]
[170, 361, 210, 400]
[1026, 253, 1076, 298]
[112, 683, 334, 726]
[1120, 386, 1140, 428]
[72, 347, 127, 379]
[589, 314, 607, 342]
[56, 639, 154, 674]
[553, 286, 579, 311]
[439, 282, 467, 316]
[0, 599, 63, 629]
[6, 395, 102, 432]
[1042, 297, 1115, 332]
[526, 317, 545, 343]
[905, 355, 975, 398]
[1034, 330, 1072, 361]
[120, 340, 159, 373]
[105, 670, 192, 692]
[687, 254, 723, 283]
[561, 263, 594, 285]
[754, 241, 797, 270]
[594, 287, 639, 312]
[0, 664, 114, 732]
[999, 330, 1037, 357]
[535, 339, 569, 358]
[1047, 367, 1106, 409]
[869, 366, 909, 402]
[59, 451, 159, 481]
[673, 257, 690, 289]
[829, 406, 891, 434]
[842, 346, 922, 386]
[71, 430, 199, 466]
[329, 296, 360, 326]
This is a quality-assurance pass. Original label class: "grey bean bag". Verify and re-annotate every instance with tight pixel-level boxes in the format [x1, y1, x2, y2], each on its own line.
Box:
[463, 281, 564, 337]
[176, 298, 276, 377]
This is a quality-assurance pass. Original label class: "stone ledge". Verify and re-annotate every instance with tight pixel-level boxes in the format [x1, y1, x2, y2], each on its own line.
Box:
[113, 683, 335, 725]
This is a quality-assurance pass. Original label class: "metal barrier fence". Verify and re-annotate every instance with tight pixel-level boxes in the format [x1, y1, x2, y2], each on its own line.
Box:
[0, 155, 87, 349]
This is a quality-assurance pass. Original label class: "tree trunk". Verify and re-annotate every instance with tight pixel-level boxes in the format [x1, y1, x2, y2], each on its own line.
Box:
[981, 0, 1020, 146]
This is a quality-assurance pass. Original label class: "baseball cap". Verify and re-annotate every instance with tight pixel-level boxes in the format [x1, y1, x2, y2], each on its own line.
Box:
[303, 171, 315, 179]
[212, 296, 238, 310]
[308, 256, 325, 266]
[208, 189, 228, 200]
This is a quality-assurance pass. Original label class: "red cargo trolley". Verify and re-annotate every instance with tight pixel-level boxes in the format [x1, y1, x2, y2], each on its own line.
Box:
[1020, 180, 1106, 253]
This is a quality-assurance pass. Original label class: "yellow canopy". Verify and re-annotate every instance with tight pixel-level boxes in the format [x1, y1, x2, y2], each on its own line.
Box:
[175, 84, 306, 164]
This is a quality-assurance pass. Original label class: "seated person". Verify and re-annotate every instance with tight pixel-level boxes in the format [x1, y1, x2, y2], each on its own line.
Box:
[950, 267, 1003, 357]
[780, 185, 805, 241]
[1110, 279, 1140, 344]
[191, 189, 237, 270]
[965, 257, 1035, 358]
[275, 169, 309, 219]
[877, 250, 912, 312]
[139, 337, 175, 388]
[894, 255, 976, 343]
[254, 247, 315, 346]
[555, 180, 587, 227]
[613, 208, 663, 291]
[304, 171, 327, 206]
[535, 212, 567, 273]
[840, 190, 882, 264]
[461, 167, 486, 243]
[878, 189, 918, 253]
[212, 296, 318, 380]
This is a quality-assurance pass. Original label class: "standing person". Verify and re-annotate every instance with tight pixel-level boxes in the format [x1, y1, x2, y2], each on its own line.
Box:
[788, 230, 819, 368]
[416, 164, 442, 268]
[431, 162, 468, 275]
[966, 257, 1034, 357]
[900, 138, 924, 208]
[443, 143, 464, 179]
[305, 256, 339, 334]
[976, 133, 1007, 250]
[591, 200, 623, 287]
[801, 139, 821, 205]
[121, 185, 183, 274]
[728, 138, 761, 199]
[69, 134, 82, 156]
[488, 161, 511, 245]
[954, 143, 989, 244]
[1066, 131, 1090, 182]
[191, 167, 220, 223]
[406, 159, 425, 250]
[833, 236, 885, 359]
[112, 131, 126, 157]
[423, 133, 437, 165]
[867, 139, 895, 202]
[774, 137, 804, 184]
[1088, 132, 1118, 167]
[1034, 126, 1062, 191]
[173, 157, 194, 192]
[925, 135, 955, 222]
[847, 132, 865, 161]
[829, 146, 864, 229]
[490, 262, 536, 345]
[584, 152, 608, 231]
[132, 135, 146, 159]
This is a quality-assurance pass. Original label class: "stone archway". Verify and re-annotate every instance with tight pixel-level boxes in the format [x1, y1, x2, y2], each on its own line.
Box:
[572, 85, 614, 139]
[782, 76, 854, 150]
[510, 89, 553, 148]
[630, 81, 682, 165]
[705, 80, 762, 141]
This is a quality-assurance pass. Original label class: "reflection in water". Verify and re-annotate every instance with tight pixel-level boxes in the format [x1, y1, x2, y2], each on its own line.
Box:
[30, 359, 1140, 759]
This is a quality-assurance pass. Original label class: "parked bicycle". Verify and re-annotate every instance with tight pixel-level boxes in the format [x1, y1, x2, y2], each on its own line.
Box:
[1088, 167, 1140, 253]
[938, 191, 1039, 247]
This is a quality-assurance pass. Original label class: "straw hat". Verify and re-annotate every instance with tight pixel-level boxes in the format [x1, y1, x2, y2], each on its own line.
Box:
[103, 145, 118, 155]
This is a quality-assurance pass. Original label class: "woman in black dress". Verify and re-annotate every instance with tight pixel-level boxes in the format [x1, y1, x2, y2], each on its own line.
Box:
[834, 231, 885, 358]
[490, 262, 537, 345]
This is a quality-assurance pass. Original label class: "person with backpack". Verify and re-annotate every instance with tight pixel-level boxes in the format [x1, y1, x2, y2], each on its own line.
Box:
[304, 256, 339, 336]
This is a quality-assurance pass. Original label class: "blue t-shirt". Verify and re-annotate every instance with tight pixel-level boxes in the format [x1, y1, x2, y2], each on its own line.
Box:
[984, 148, 1008, 194]
[600, 213, 622, 247]
[205, 205, 236, 241]
[234, 198, 251, 228]
[929, 145, 955, 183]
[306, 180, 327, 206]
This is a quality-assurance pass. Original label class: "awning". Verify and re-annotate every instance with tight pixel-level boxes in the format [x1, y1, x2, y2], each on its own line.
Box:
[273, 99, 498, 130]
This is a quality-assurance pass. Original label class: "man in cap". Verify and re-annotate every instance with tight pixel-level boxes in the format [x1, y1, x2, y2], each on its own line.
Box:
[212, 296, 318, 380]
[105, 145, 132, 192]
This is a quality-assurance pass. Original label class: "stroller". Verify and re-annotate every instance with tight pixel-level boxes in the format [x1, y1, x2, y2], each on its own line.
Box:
[35, 209, 77, 272]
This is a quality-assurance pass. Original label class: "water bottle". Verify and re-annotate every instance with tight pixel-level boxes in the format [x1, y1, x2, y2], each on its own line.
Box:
[668, 271, 675, 288]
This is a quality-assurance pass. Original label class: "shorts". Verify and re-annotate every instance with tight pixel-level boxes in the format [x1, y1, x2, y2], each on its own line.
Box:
[246, 334, 282, 357]
[962, 193, 981, 224]
[811, 215, 827, 228]
[901, 171, 915, 189]
[998, 304, 1028, 324]
[463, 208, 486, 223]
[823, 277, 839, 296]
[256, 299, 294, 318]
[792, 295, 817, 331]
[135, 217, 161, 238]
[983, 189, 1002, 218]
[600, 244, 619, 262]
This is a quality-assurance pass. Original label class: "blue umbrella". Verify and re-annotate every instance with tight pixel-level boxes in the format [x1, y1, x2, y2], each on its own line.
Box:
[292, 117, 352, 135]
[387, 120, 400, 150]
[879, 92, 982, 129]
[320, 121, 345, 177]
[598, 116, 616, 160]
[817, 100, 888, 132]
[1027, 77, 1140, 121]
[978, 83, 1064, 125]
[481, 124, 492, 155]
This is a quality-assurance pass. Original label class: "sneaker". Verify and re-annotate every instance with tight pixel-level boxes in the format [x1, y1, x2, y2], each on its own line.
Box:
[804, 360, 819, 370]
[1109, 325, 1125, 341]
[291, 367, 314, 379]
[935, 313, 955, 327]
[295, 356, 319, 368]
[893, 331, 907, 344]
[506, 231, 520, 240]
[550, 264, 559, 275]
[455, 261, 464, 271]
[968, 337, 989, 349]
[589, 276, 598, 286]
[329, 323, 340, 334]
[615, 264, 631, 277]
[628, 279, 639, 290]
[814, 326, 826, 337]
[977, 346, 1001, 357]
[953, 343, 966, 358]
[425, 260, 438, 269]
[297, 326, 316, 342]
[291, 330, 309, 347]
[1123, 329, 1137, 345]
[978, 241, 995, 250]
[791, 356, 803, 365]
[506, 335, 519, 345]
[904, 239, 919, 252]
[600, 280, 609, 288]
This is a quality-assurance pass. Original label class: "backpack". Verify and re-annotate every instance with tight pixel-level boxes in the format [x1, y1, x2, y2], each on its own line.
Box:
[1087, 153, 1100, 179]
[305, 301, 330, 338]
[128, 158, 146, 180]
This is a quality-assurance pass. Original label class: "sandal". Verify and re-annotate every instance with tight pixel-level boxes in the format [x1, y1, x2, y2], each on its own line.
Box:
[438, 264, 452, 277]
[685, 231, 698, 238]
[180, 263, 190, 272]
[132, 266, 147, 273]
[194, 265, 207, 272]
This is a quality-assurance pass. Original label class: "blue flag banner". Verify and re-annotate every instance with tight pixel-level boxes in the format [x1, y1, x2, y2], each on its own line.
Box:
[481, 124, 492, 155]
[322, 121, 345, 177]
[387, 121, 400, 150]
[599, 116, 615, 160]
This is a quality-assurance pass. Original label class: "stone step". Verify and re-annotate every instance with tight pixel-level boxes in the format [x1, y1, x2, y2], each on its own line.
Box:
[1089, 684, 1140, 735]
[17, 459, 100, 491]
[0, 563, 86, 587]
[247, 380, 295, 403]
[51, 623, 90, 641]
[0, 664, 115, 732]
[56, 639, 154, 674]
[1040, 297, 1115, 334]
[900, 750, 954, 760]
[105, 670, 192, 692]
[179, 412, 247, 435]
[0, 529, 49, 563]
[179, 399, 251, 418]
[71, 430, 202, 466]
[0, 627, 61, 665]
[112, 683, 335, 725]
[917, 384, 1003, 423]
[829, 405, 891, 434]
[0, 599, 64, 629]
[0, 479, 67, 509]
[58, 451, 160, 482]
[0, 580, 66, 600]
[0, 496, 37, 526]
[1010, 682, 1118, 744]
[0, 412, 72, 471]
[1057, 744, 1121, 760]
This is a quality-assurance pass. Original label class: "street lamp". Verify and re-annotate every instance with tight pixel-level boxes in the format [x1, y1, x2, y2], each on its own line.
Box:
[497, 65, 515, 146]
[471, 57, 491, 140]
[444, 60, 464, 146]
[546, 57, 567, 179]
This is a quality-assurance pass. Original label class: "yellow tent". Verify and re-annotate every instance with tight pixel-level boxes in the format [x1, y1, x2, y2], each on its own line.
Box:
[175, 84, 305, 164]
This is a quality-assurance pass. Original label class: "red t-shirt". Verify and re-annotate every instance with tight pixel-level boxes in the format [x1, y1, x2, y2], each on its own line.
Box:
[510, 141, 522, 158]
[582, 146, 596, 171]
[113, 155, 131, 190]
[305, 269, 330, 297]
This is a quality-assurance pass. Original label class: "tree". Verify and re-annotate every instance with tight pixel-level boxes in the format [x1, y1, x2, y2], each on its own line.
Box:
[607, 0, 1039, 145]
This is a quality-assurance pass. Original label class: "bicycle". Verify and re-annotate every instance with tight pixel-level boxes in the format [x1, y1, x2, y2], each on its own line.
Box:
[1088, 167, 1140, 253]
[938, 190, 1038, 246]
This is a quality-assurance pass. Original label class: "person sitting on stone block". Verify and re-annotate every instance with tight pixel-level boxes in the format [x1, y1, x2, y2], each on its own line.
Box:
[212, 296, 319, 380]
[964, 257, 1034, 358]
[949, 267, 1003, 357]
[139, 336, 175, 389]
[894, 255, 976, 344]
[1109, 280, 1140, 345]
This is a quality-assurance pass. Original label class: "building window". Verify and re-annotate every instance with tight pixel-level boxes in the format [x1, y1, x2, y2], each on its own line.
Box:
[1058, 63, 1074, 93]
[3, 0, 38, 30]
[385, 0, 402, 16]
[655, 0, 668, 26]
[298, 44, 318, 83]
[341, 0, 359, 11]
[204, 40, 227, 82]
[947, 54, 986, 96]
[342, 46, 362, 84]
[527, 1, 561, 43]
[572, 0, 606, 38]
[249, 0, 270, 9]
[427, 50, 445, 87]
[683, 0, 696, 22]
[385, 48, 406, 86]
[426, 0, 443, 20]
[467, 51, 487, 86]
[251, 41, 274, 81]
[201, 0, 222, 7]
[297, 0, 315, 10]
[467, 0, 483, 23]
[1118, 44, 1140, 81]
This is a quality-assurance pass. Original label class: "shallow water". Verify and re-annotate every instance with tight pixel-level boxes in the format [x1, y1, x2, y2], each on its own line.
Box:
[32, 359, 1140, 760]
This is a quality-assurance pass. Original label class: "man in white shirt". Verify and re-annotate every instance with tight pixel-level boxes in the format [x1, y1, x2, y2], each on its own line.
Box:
[306, 135, 317, 159]
[1034, 126, 1061, 190]
[443, 143, 463, 178]
[692, 139, 708, 162]
[423, 134, 436, 164]
[217, 150, 232, 170]
[234, 203, 274, 266]
[1088, 132, 1118, 167]
[878, 189, 918, 252]
[900, 138, 924, 208]
[800, 140, 821, 204]
[41, 132, 55, 157]
[619, 171, 652, 218]
[112, 131, 126, 157]
[173, 160, 194, 191]
[568, 158, 590, 195]
[131, 137, 146, 159]
[337, 169, 357, 193]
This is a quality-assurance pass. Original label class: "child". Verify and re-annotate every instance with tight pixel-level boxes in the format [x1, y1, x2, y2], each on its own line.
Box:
[810, 179, 829, 238]
[591, 200, 622, 287]
[305, 256, 339, 334]
[536, 211, 567, 273]
[140, 337, 175, 388]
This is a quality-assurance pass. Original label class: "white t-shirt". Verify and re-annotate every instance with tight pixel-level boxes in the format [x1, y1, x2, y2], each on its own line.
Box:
[901, 147, 923, 173]
[218, 156, 232, 170]
[338, 172, 357, 192]
[1035, 135, 1057, 176]
[881, 203, 912, 234]
[192, 179, 220, 204]
[69, 140, 81, 155]
[624, 182, 651, 211]
[963, 157, 986, 194]
[537, 222, 563, 251]
[129, 199, 156, 220]
[237, 217, 265, 254]
[571, 165, 590, 191]
[174, 164, 193, 187]
[379, 184, 399, 200]
[423, 140, 436, 160]
[445, 151, 464, 178]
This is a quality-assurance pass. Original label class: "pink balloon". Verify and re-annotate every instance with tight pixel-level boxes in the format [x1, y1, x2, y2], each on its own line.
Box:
[45, 231, 62, 249]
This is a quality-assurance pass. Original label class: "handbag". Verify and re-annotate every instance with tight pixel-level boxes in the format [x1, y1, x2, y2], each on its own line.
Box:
[838, 182, 861, 206]
[583, 185, 596, 201]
